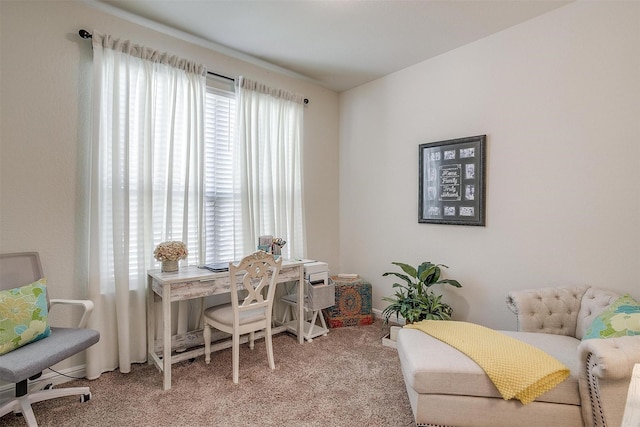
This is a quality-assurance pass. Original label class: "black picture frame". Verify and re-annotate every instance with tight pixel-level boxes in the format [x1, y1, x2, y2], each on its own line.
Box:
[418, 135, 486, 226]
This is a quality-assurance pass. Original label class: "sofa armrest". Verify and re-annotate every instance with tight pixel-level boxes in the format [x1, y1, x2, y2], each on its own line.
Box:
[506, 286, 588, 336]
[578, 336, 640, 427]
[579, 336, 640, 380]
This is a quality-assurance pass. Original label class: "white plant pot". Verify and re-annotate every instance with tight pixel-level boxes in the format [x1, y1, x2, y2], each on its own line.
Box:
[382, 325, 402, 349]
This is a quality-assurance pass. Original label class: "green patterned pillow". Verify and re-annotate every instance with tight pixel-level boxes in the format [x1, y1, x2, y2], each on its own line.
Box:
[583, 294, 640, 340]
[0, 278, 51, 355]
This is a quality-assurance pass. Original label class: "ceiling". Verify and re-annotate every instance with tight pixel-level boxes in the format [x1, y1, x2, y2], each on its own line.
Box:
[95, 0, 573, 92]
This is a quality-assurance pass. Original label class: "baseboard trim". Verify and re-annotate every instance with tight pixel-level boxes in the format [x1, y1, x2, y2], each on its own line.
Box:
[371, 308, 407, 325]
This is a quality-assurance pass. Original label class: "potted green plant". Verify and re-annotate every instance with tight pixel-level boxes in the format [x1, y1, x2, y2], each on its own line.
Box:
[381, 261, 462, 325]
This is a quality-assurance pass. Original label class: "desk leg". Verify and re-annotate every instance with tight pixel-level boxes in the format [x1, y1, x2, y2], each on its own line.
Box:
[147, 276, 155, 365]
[162, 283, 172, 390]
[298, 265, 304, 344]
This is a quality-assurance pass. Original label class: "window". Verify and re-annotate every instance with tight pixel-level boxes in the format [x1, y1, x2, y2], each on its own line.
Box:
[203, 82, 239, 263]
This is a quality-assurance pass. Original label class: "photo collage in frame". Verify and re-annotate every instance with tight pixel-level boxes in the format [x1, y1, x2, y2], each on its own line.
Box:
[418, 135, 486, 226]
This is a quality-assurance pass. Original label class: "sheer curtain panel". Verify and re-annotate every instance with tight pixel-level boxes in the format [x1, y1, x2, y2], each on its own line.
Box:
[235, 77, 307, 259]
[86, 32, 206, 378]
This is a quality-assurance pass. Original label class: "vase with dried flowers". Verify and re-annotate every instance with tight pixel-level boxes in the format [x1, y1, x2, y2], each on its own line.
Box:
[154, 241, 188, 272]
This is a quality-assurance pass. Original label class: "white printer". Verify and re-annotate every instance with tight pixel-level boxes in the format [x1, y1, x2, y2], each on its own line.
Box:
[304, 261, 329, 286]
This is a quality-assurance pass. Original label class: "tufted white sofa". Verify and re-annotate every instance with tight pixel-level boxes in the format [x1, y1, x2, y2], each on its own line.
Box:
[396, 286, 640, 427]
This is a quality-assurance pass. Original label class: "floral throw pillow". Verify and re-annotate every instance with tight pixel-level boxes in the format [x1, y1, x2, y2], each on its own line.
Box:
[583, 294, 640, 340]
[0, 278, 51, 355]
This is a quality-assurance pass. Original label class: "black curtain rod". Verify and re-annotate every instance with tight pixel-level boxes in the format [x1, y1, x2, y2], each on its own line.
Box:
[79, 29, 309, 104]
[79, 30, 234, 81]
[208, 72, 234, 82]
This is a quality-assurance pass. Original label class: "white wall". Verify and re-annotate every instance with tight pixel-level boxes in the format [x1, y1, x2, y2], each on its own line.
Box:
[339, 0, 640, 329]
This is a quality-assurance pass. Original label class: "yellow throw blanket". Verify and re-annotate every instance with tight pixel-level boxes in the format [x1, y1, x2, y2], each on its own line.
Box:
[406, 320, 570, 404]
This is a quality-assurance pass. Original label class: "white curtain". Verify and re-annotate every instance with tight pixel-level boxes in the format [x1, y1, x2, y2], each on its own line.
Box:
[86, 32, 206, 378]
[234, 77, 307, 259]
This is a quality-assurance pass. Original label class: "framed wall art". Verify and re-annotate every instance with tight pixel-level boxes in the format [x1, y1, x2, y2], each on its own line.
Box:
[418, 135, 486, 226]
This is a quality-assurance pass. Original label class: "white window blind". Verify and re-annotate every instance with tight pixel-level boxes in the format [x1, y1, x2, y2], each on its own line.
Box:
[203, 84, 239, 263]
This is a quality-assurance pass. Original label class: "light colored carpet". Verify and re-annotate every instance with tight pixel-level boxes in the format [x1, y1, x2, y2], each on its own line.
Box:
[1, 321, 415, 426]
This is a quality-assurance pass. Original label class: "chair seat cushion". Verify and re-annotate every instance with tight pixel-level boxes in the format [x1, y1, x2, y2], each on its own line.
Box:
[0, 327, 100, 383]
[397, 328, 581, 406]
[204, 304, 266, 326]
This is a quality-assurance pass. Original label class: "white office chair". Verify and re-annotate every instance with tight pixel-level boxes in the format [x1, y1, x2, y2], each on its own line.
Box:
[0, 252, 100, 426]
[203, 251, 282, 384]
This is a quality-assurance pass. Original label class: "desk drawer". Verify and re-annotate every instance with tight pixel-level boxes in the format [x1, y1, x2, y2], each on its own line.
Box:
[276, 267, 302, 282]
[153, 279, 230, 301]
[152, 267, 301, 301]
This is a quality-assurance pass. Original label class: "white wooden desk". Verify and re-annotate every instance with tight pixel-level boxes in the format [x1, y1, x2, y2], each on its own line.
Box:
[147, 260, 305, 390]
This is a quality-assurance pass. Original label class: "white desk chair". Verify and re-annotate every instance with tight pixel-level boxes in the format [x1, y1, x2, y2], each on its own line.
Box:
[203, 251, 282, 384]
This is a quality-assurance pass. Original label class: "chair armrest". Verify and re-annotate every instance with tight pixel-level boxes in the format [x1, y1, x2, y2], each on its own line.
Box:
[505, 286, 587, 335]
[49, 298, 94, 328]
[578, 336, 640, 427]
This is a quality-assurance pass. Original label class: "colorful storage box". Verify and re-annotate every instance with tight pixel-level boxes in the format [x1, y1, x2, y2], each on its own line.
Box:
[324, 276, 373, 327]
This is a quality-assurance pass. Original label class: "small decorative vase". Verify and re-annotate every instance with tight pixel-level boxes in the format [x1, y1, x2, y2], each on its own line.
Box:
[161, 260, 179, 272]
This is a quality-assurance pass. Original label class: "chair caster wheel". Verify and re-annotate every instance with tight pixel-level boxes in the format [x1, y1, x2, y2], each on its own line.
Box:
[43, 383, 54, 390]
[80, 393, 91, 403]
